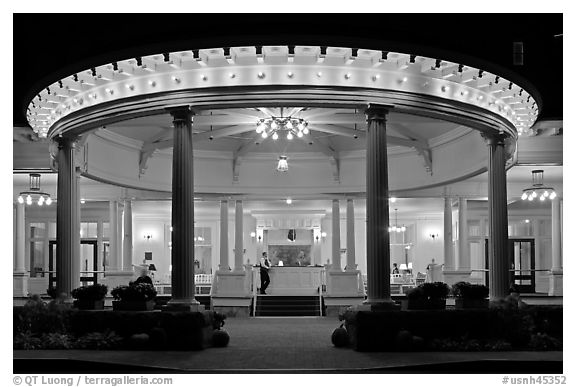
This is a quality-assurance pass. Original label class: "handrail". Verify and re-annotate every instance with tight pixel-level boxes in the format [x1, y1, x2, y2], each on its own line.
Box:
[318, 268, 324, 316]
[252, 267, 258, 317]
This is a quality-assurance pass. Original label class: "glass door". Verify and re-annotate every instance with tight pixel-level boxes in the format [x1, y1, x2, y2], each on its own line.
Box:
[49, 240, 99, 289]
[483, 238, 535, 293]
[509, 238, 536, 293]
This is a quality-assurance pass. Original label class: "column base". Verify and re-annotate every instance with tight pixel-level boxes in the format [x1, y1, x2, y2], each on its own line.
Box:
[548, 271, 563, 296]
[442, 270, 472, 286]
[359, 299, 400, 311]
[163, 299, 203, 312]
[13, 272, 29, 297]
[326, 270, 365, 297]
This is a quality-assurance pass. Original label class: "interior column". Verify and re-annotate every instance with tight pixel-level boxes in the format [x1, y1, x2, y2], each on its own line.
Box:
[458, 197, 470, 270]
[331, 199, 341, 271]
[234, 200, 244, 271]
[486, 134, 510, 300]
[346, 198, 356, 271]
[167, 106, 199, 309]
[15, 203, 26, 272]
[122, 200, 133, 271]
[443, 197, 454, 270]
[108, 201, 119, 271]
[549, 197, 563, 295]
[364, 104, 393, 306]
[219, 200, 230, 270]
[55, 136, 81, 300]
[14, 202, 28, 296]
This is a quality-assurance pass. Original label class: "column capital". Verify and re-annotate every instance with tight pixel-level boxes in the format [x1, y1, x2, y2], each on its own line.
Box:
[166, 106, 197, 124]
[54, 135, 79, 149]
[480, 131, 508, 146]
[365, 104, 390, 122]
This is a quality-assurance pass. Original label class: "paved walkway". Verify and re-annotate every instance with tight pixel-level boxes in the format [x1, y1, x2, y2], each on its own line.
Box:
[14, 317, 562, 372]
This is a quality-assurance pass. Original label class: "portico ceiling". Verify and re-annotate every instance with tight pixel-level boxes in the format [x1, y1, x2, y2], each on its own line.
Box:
[103, 107, 462, 160]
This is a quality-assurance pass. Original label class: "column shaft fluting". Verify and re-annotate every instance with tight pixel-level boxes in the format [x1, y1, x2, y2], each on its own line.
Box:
[56, 137, 80, 298]
[122, 200, 133, 271]
[551, 198, 562, 271]
[346, 198, 356, 271]
[458, 197, 470, 270]
[234, 200, 244, 271]
[487, 136, 510, 299]
[219, 200, 230, 270]
[15, 203, 26, 272]
[331, 199, 341, 271]
[365, 106, 392, 304]
[443, 197, 454, 270]
[108, 201, 119, 271]
[168, 107, 198, 306]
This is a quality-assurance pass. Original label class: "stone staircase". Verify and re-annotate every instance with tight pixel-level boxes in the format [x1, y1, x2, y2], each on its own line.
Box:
[254, 295, 322, 316]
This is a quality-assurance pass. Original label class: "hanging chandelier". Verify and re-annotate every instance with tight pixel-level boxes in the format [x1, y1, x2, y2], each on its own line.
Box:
[388, 208, 406, 233]
[277, 155, 289, 172]
[521, 169, 557, 201]
[256, 117, 309, 140]
[17, 173, 52, 206]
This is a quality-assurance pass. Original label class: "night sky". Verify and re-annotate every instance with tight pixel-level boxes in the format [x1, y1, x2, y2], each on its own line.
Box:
[12, 13, 562, 126]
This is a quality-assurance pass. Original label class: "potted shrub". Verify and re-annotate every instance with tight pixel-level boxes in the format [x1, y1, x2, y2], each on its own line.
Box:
[404, 282, 450, 310]
[71, 284, 108, 310]
[452, 282, 489, 309]
[111, 283, 157, 311]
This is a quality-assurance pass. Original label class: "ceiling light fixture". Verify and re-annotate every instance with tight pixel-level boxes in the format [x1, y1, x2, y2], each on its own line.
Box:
[388, 208, 406, 233]
[521, 169, 556, 202]
[277, 155, 289, 172]
[17, 173, 52, 206]
[255, 115, 309, 141]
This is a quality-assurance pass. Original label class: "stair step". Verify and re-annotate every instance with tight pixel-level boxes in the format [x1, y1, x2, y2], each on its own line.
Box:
[254, 295, 322, 317]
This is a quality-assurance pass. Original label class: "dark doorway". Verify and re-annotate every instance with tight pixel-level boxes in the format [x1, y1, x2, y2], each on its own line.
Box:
[49, 240, 99, 289]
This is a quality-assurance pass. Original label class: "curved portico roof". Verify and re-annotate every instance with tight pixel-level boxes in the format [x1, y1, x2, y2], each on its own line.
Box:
[27, 45, 538, 139]
[21, 44, 543, 195]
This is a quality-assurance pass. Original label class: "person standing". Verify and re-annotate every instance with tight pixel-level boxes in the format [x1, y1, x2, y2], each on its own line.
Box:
[260, 252, 271, 295]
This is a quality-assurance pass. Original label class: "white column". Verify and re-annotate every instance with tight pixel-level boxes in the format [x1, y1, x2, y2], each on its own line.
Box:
[549, 196, 563, 296]
[108, 201, 119, 271]
[551, 198, 562, 271]
[458, 197, 470, 270]
[122, 200, 133, 271]
[331, 199, 342, 272]
[346, 198, 356, 271]
[219, 200, 230, 270]
[443, 197, 454, 270]
[14, 202, 28, 297]
[234, 200, 244, 271]
[15, 203, 26, 272]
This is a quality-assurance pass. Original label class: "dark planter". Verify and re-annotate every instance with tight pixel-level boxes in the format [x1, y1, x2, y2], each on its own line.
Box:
[73, 299, 105, 310]
[403, 298, 446, 310]
[112, 300, 155, 311]
[455, 298, 489, 309]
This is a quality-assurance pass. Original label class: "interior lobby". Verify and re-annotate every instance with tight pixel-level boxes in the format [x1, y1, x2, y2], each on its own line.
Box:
[12, 14, 563, 318]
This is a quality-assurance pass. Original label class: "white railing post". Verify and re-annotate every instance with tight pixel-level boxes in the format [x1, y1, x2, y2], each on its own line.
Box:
[252, 267, 257, 317]
[318, 269, 324, 316]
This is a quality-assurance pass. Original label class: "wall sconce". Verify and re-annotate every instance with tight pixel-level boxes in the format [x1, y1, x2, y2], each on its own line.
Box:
[250, 231, 256, 242]
[256, 228, 264, 244]
[429, 233, 439, 241]
[144, 234, 152, 241]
